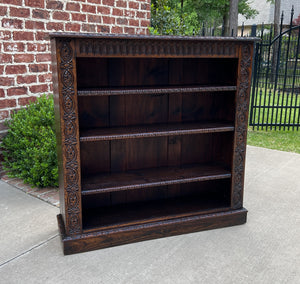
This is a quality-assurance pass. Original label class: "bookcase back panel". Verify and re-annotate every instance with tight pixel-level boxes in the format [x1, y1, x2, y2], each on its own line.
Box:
[79, 132, 233, 178]
[81, 179, 232, 231]
[78, 92, 235, 131]
[76, 58, 238, 89]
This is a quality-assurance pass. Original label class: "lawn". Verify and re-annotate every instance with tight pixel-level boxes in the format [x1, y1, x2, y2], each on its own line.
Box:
[247, 128, 300, 154]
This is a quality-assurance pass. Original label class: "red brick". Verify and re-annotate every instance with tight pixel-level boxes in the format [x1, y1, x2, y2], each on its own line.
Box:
[0, 6, 8, 16]
[129, 19, 139, 27]
[102, 0, 114, 6]
[18, 96, 37, 106]
[97, 25, 110, 33]
[141, 19, 149, 27]
[117, 18, 128, 25]
[88, 14, 102, 24]
[82, 24, 96, 33]
[14, 54, 34, 63]
[0, 90, 5, 98]
[52, 11, 69, 21]
[136, 11, 146, 18]
[0, 77, 14, 86]
[65, 23, 81, 32]
[38, 73, 52, 83]
[3, 42, 25, 52]
[35, 31, 49, 41]
[2, 0, 22, 5]
[36, 53, 51, 62]
[25, 0, 44, 8]
[10, 7, 30, 18]
[46, 0, 63, 9]
[141, 3, 149, 10]
[29, 64, 48, 73]
[27, 43, 47, 52]
[7, 87, 27, 96]
[124, 27, 135, 34]
[116, 0, 126, 8]
[29, 84, 48, 93]
[0, 110, 9, 120]
[0, 54, 12, 64]
[0, 31, 11, 40]
[25, 20, 45, 30]
[0, 65, 4, 75]
[13, 31, 34, 41]
[112, 8, 123, 16]
[0, 99, 16, 109]
[49, 83, 53, 92]
[103, 16, 114, 25]
[97, 6, 110, 15]
[111, 26, 123, 34]
[82, 4, 96, 14]
[46, 22, 64, 31]
[32, 9, 50, 19]
[2, 18, 23, 29]
[66, 2, 80, 12]
[125, 9, 135, 17]
[17, 75, 37, 84]
[71, 13, 86, 22]
[129, 1, 139, 9]
[6, 65, 27, 75]
[87, 0, 101, 3]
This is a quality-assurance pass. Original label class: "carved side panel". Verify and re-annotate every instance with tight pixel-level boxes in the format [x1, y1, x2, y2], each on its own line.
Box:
[57, 39, 82, 235]
[232, 43, 253, 209]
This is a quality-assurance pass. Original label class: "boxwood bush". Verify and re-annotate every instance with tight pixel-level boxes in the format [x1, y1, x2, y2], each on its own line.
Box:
[1, 95, 58, 188]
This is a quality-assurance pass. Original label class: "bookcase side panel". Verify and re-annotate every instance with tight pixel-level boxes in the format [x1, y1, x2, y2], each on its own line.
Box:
[231, 43, 254, 209]
[56, 38, 82, 235]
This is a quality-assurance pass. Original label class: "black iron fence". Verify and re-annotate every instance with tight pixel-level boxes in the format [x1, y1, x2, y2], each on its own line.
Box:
[195, 7, 300, 130]
[249, 8, 300, 130]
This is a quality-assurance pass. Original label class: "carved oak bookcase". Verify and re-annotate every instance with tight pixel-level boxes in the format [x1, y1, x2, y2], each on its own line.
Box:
[51, 33, 255, 255]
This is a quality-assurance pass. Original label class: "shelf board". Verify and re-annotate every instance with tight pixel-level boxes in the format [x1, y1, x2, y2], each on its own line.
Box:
[80, 122, 234, 142]
[82, 195, 231, 232]
[78, 85, 237, 96]
[81, 164, 231, 195]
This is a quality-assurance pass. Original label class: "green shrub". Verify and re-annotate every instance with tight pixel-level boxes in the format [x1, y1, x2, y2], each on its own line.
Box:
[1, 95, 58, 188]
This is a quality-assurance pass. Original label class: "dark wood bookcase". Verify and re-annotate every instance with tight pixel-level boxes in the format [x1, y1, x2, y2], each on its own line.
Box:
[51, 33, 255, 255]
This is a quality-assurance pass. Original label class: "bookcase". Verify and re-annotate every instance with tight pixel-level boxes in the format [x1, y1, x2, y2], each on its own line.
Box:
[51, 33, 255, 255]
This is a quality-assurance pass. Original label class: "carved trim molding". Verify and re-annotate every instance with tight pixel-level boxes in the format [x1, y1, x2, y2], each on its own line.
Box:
[232, 44, 252, 209]
[76, 39, 237, 57]
[59, 39, 81, 235]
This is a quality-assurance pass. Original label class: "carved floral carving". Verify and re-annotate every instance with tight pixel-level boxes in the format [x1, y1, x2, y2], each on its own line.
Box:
[232, 44, 252, 209]
[59, 39, 81, 235]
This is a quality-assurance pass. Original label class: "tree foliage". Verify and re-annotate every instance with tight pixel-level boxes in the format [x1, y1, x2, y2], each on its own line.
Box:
[150, 0, 258, 35]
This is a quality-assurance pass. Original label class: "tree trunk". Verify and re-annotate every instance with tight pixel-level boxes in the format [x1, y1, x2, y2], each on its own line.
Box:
[229, 0, 239, 36]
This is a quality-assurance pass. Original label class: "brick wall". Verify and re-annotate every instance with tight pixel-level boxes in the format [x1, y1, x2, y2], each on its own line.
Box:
[0, 0, 151, 139]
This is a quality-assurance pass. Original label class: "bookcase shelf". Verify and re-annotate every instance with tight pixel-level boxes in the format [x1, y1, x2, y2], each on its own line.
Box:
[51, 34, 255, 255]
[81, 164, 231, 195]
[79, 122, 234, 142]
[78, 85, 237, 97]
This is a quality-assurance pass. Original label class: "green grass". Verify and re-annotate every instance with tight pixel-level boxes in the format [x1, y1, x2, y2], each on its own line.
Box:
[247, 128, 300, 154]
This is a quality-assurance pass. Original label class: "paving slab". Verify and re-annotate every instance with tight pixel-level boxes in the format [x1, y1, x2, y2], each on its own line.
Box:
[0, 146, 299, 284]
[0, 180, 59, 265]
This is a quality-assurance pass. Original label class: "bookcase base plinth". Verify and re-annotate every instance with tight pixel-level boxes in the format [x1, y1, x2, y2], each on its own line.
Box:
[57, 208, 247, 255]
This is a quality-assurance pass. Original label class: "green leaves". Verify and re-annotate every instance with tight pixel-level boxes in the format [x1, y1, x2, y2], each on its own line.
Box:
[1, 95, 58, 188]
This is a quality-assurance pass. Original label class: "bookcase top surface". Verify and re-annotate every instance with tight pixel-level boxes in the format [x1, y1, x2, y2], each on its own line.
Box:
[49, 32, 259, 43]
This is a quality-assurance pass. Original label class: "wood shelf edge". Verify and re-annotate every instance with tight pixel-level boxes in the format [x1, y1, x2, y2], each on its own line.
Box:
[57, 208, 247, 255]
[79, 123, 235, 142]
[78, 86, 237, 97]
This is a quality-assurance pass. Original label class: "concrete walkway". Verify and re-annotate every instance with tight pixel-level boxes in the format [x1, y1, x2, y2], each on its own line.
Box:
[0, 146, 299, 284]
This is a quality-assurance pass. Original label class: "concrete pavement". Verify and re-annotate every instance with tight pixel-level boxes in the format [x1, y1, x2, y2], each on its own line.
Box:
[0, 145, 299, 284]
